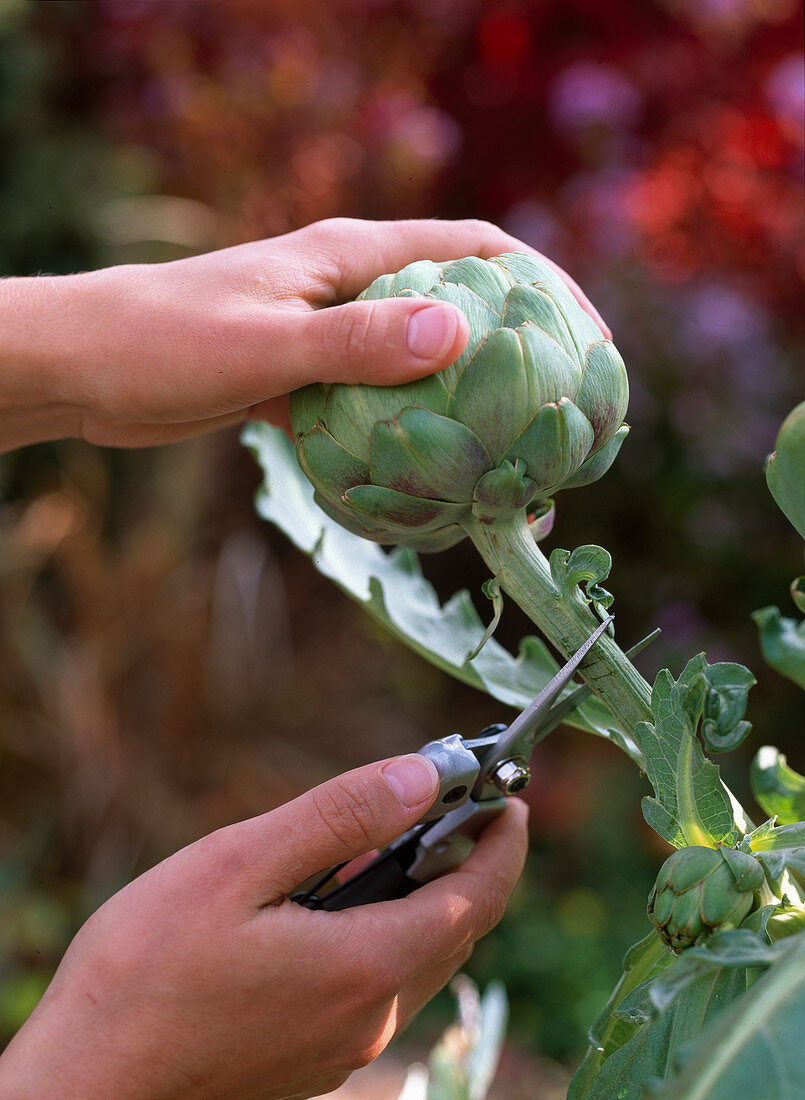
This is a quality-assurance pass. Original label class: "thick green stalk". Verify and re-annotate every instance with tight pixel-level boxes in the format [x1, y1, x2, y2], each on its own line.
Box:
[463, 510, 653, 735]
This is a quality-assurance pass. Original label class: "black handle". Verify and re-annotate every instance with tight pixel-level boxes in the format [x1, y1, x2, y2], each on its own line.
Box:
[305, 849, 419, 910]
[296, 830, 426, 911]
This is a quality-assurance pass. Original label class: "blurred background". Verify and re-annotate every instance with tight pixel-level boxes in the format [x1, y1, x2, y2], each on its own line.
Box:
[0, 0, 802, 1087]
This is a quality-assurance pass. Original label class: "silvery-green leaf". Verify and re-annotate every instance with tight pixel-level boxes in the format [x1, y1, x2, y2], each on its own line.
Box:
[446, 328, 532, 461]
[504, 398, 594, 493]
[369, 406, 491, 502]
[561, 425, 629, 490]
[242, 423, 621, 738]
[319, 377, 448, 463]
[345, 484, 468, 534]
[766, 401, 805, 542]
[751, 746, 805, 825]
[296, 425, 369, 497]
[752, 605, 805, 690]
[576, 341, 630, 448]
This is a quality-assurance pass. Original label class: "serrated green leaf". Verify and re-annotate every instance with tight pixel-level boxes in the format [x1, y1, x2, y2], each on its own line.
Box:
[632, 658, 741, 849]
[751, 746, 805, 825]
[651, 934, 805, 1099]
[752, 605, 805, 690]
[242, 423, 626, 746]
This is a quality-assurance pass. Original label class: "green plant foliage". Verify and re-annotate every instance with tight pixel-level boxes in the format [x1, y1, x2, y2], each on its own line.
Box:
[573, 928, 788, 1099]
[567, 931, 673, 1098]
[752, 606, 805, 691]
[765, 402, 805, 544]
[751, 746, 805, 825]
[651, 934, 805, 1099]
[631, 656, 753, 849]
[548, 544, 614, 616]
[242, 422, 626, 749]
[746, 820, 805, 882]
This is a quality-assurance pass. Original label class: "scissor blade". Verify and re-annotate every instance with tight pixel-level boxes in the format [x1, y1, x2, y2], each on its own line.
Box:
[497, 615, 614, 754]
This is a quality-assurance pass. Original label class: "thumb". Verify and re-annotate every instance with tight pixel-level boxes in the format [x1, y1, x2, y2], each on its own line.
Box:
[228, 756, 440, 904]
[277, 298, 469, 388]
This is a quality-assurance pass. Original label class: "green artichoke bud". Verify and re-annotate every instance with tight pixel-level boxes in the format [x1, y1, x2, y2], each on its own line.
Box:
[289, 253, 629, 552]
[648, 845, 764, 952]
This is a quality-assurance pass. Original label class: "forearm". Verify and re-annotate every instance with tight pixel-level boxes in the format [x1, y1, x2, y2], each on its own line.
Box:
[0, 275, 83, 453]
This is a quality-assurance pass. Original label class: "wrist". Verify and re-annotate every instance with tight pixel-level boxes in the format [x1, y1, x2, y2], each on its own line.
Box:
[0, 274, 94, 453]
[0, 1008, 119, 1100]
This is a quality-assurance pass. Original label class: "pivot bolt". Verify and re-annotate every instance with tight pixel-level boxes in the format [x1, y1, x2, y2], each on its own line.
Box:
[490, 757, 531, 794]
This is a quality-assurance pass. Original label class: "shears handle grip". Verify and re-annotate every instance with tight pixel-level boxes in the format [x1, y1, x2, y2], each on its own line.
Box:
[303, 849, 420, 911]
[299, 833, 423, 911]
[297, 796, 506, 911]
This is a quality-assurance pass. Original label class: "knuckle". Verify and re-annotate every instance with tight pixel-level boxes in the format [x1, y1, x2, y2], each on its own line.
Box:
[479, 872, 511, 931]
[307, 216, 362, 247]
[338, 303, 378, 363]
[308, 779, 378, 853]
[349, 1038, 386, 1071]
[460, 217, 510, 256]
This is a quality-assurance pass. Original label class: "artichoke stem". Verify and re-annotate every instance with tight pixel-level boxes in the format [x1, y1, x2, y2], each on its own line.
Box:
[463, 510, 652, 735]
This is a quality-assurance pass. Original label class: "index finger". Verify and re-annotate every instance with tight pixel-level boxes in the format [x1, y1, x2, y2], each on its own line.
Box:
[288, 217, 612, 339]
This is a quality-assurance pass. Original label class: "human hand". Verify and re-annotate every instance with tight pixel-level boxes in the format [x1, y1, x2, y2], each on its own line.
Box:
[0, 754, 528, 1099]
[0, 217, 610, 450]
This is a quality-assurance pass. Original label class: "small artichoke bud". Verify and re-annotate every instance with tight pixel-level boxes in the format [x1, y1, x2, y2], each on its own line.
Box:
[647, 845, 764, 952]
[290, 253, 629, 551]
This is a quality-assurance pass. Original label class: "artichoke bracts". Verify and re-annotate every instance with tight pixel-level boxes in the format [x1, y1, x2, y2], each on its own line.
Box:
[648, 845, 764, 953]
[290, 253, 629, 552]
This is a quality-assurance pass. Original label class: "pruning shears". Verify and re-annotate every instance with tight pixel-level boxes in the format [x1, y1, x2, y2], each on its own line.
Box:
[294, 615, 654, 911]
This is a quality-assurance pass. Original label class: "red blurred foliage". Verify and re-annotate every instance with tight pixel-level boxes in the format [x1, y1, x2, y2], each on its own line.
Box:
[48, 0, 803, 321]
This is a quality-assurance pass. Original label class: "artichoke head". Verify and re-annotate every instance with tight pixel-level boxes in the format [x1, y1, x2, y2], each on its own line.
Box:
[289, 253, 629, 551]
[647, 845, 764, 953]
